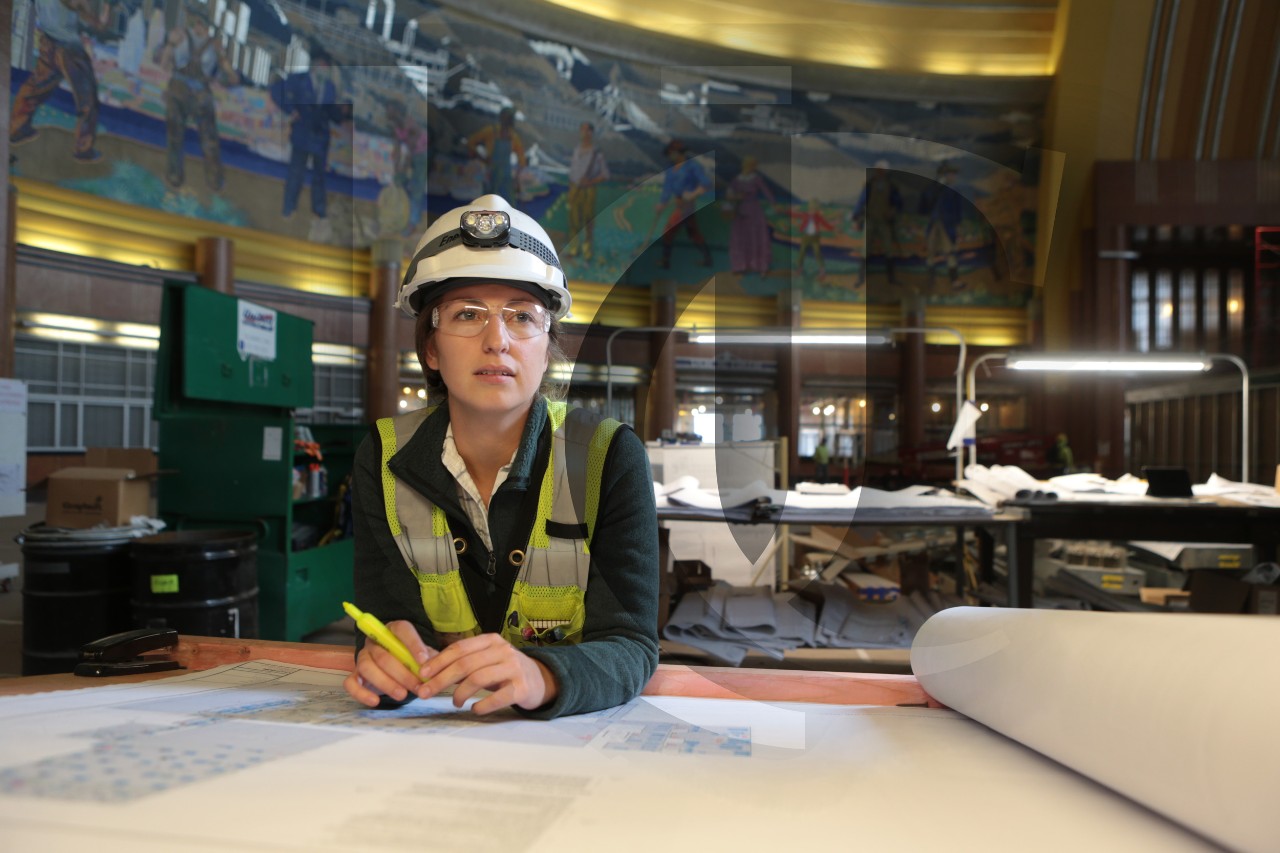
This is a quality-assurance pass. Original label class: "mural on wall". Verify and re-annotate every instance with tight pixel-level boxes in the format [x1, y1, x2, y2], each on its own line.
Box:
[9, 0, 1043, 307]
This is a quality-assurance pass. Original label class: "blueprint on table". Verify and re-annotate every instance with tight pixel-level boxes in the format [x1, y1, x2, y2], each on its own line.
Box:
[0, 659, 1212, 853]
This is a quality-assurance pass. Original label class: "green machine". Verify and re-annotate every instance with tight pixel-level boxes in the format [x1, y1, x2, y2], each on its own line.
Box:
[155, 282, 362, 640]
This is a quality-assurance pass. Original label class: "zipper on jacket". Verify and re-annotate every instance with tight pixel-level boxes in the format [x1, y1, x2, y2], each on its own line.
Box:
[486, 551, 496, 576]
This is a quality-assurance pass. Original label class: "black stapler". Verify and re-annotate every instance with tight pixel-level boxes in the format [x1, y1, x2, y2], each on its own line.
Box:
[74, 628, 184, 677]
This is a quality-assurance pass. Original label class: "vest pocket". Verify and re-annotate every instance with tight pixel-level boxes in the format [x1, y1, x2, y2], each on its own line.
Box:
[416, 571, 480, 636]
[502, 582, 586, 647]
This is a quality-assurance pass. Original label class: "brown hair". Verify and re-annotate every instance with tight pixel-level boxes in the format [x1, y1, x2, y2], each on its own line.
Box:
[414, 297, 566, 402]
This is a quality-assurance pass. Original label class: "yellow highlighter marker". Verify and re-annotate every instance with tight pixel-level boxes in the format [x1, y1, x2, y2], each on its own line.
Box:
[343, 601, 422, 680]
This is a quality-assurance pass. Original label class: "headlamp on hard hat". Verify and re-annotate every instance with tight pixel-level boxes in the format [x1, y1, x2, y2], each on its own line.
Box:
[460, 210, 511, 247]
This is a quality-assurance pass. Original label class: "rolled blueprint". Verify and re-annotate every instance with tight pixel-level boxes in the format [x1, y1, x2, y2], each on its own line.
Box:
[911, 607, 1280, 853]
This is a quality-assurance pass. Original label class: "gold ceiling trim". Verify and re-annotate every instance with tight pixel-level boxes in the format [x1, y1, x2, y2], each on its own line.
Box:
[571, 280, 1027, 346]
[13, 179, 1027, 345]
[536, 0, 1059, 77]
[13, 178, 370, 297]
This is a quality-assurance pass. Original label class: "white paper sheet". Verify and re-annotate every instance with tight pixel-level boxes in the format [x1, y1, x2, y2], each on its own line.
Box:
[0, 658, 1216, 852]
[911, 607, 1280, 853]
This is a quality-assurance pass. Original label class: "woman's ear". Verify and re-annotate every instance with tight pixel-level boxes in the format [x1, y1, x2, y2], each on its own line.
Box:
[423, 337, 439, 372]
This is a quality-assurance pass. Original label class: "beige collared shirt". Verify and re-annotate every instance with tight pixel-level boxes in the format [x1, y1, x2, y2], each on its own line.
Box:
[441, 424, 516, 552]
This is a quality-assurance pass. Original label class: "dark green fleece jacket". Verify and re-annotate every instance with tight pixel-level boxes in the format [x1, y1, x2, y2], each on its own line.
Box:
[351, 395, 659, 719]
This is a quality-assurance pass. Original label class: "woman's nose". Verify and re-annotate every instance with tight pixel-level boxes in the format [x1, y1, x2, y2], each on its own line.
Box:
[480, 314, 510, 350]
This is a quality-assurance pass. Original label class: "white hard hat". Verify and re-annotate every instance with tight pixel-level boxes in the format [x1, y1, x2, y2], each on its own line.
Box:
[396, 194, 571, 320]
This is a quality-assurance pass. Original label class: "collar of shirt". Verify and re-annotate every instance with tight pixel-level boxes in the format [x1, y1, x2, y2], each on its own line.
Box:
[441, 423, 516, 552]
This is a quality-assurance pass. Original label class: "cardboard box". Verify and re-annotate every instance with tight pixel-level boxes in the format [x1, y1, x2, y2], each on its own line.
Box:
[1139, 587, 1191, 607]
[1251, 585, 1280, 615]
[85, 447, 157, 477]
[45, 467, 149, 529]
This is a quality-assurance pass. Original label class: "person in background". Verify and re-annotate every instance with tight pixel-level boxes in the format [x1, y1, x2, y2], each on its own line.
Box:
[1047, 433, 1074, 476]
[565, 121, 609, 261]
[654, 139, 713, 269]
[468, 106, 525, 201]
[343, 194, 659, 718]
[813, 434, 831, 483]
[270, 47, 350, 220]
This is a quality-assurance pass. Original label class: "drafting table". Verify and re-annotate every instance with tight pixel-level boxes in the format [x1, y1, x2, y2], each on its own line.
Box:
[0, 635, 929, 706]
[1, 610, 1274, 853]
[984, 498, 1280, 607]
[658, 504, 1017, 599]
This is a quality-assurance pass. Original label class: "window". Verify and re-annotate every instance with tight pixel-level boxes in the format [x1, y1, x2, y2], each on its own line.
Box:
[15, 338, 156, 451]
[297, 364, 365, 424]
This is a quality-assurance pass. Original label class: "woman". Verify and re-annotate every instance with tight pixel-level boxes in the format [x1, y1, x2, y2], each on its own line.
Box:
[343, 194, 659, 719]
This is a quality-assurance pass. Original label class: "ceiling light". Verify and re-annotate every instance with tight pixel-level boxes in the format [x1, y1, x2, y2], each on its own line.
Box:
[1006, 355, 1209, 373]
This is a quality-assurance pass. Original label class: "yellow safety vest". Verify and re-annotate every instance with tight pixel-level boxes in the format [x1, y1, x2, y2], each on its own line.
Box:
[376, 402, 621, 648]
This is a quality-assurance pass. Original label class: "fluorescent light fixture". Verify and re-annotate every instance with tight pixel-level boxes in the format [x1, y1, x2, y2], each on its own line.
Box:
[28, 313, 102, 332]
[116, 323, 161, 340]
[1006, 355, 1210, 373]
[971, 351, 1251, 481]
[692, 332, 887, 345]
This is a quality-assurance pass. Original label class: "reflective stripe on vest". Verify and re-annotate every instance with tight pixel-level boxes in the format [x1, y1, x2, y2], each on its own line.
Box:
[377, 402, 622, 647]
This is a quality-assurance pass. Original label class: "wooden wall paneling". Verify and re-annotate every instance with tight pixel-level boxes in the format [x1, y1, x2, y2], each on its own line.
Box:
[1190, 390, 1201, 480]
[1213, 392, 1229, 476]
[1152, 397, 1162, 468]
[1272, 386, 1280, 481]
[1172, 396, 1184, 465]
[1136, 397, 1146, 468]
[1162, 394, 1172, 461]
[1200, 394, 1215, 482]
[1254, 385, 1272, 484]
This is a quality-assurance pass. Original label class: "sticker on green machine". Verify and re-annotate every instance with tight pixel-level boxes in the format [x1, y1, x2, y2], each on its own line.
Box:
[151, 574, 180, 594]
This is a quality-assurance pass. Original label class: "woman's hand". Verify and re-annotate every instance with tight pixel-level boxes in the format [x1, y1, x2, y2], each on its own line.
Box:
[342, 620, 436, 707]
[418, 633, 559, 715]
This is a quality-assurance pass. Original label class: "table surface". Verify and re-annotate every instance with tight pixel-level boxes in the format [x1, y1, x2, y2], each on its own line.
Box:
[999, 496, 1280, 542]
[658, 504, 1011, 526]
[0, 635, 939, 708]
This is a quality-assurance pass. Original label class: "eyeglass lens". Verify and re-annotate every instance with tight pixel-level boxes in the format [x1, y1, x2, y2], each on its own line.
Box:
[432, 301, 549, 338]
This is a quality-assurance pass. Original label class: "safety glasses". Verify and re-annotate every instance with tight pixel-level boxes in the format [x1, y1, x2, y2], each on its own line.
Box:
[431, 300, 551, 339]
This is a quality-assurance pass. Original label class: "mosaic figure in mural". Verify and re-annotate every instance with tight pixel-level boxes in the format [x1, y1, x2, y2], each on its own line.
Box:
[155, 5, 239, 190]
[726, 155, 775, 276]
[655, 139, 713, 269]
[920, 160, 965, 290]
[987, 171, 1034, 284]
[793, 198, 835, 279]
[270, 48, 350, 220]
[10, 0, 111, 162]
[851, 161, 903, 287]
[386, 99, 430, 229]
[565, 122, 610, 261]
[468, 106, 526, 201]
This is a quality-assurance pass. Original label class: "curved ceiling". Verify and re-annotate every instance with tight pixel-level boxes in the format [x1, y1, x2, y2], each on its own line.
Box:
[536, 0, 1063, 77]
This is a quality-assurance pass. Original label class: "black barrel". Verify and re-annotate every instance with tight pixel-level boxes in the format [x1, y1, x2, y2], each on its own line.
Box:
[130, 530, 259, 639]
[19, 524, 137, 675]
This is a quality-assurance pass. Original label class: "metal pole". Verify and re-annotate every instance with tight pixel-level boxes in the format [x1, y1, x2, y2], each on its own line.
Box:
[1208, 353, 1249, 482]
[964, 352, 1010, 474]
[605, 326, 677, 422]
